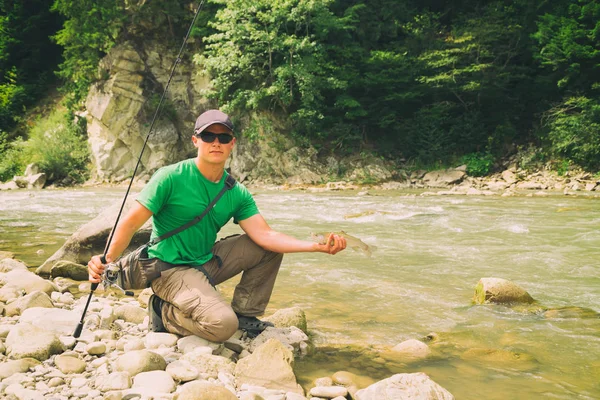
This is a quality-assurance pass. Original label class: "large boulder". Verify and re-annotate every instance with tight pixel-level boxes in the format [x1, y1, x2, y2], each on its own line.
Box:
[423, 169, 466, 187]
[473, 278, 535, 305]
[235, 338, 304, 395]
[36, 195, 152, 277]
[355, 372, 454, 400]
[263, 307, 308, 334]
[5, 323, 64, 361]
[19, 307, 80, 336]
[4, 291, 54, 316]
[0, 269, 56, 295]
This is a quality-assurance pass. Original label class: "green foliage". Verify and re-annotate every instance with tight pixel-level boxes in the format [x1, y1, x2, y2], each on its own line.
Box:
[461, 152, 494, 177]
[0, 131, 24, 182]
[21, 110, 90, 184]
[545, 96, 600, 171]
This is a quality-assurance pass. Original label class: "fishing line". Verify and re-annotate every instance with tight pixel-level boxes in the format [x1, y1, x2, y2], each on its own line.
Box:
[74, 0, 208, 338]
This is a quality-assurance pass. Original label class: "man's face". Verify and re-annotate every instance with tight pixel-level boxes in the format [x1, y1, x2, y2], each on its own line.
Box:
[192, 123, 236, 164]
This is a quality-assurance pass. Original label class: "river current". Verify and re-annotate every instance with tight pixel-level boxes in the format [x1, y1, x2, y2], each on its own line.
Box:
[1, 187, 599, 398]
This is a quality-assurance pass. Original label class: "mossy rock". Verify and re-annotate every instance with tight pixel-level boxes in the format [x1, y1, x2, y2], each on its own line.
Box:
[543, 306, 600, 319]
[473, 278, 535, 305]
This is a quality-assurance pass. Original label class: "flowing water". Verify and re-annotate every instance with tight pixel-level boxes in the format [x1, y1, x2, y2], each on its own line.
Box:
[1, 188, 599, 399]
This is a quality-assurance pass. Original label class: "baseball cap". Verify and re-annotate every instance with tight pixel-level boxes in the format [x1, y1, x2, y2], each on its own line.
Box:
[194, 109, 234, 134]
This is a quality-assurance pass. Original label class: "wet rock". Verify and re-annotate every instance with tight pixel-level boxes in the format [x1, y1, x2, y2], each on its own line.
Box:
[178, 381, 238, 400]
[235, 338, 304, 395]
[543, 306, 600, 319]
[50, 260, 89, 281]
[4, 291, 54, 317]
[389, 339, 432, 360]
[249, 327, 310, 356]
[263, 307, 308, 334]
[6, 323, 63, 361]
[473, 278, 535, 305]
[461, 348, 537, 370]
[115, 350, 166, 376]
[355, 372, 454, 400]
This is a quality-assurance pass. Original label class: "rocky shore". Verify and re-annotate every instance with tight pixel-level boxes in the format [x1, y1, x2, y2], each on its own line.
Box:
[0, 253, 456, 400]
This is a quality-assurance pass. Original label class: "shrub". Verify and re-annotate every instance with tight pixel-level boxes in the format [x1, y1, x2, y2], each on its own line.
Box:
[21, 110, 90, 184]
[461, 152, 494, 176]
[0, 132, 25, 182]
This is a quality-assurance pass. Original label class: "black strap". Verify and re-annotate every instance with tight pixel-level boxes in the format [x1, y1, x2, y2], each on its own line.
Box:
[148, 175, 236, 247]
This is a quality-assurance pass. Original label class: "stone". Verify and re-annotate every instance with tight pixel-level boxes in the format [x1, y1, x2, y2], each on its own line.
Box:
[354, 373, 454, 400]
[314, 377, 333, 387]
[19, 307, 80, 335]
[390, 339, 432, 360]
[180, 350, 235, 379]
[115, 350, 167, 376]
[36, 195, 152, 277]
[144, 332, 179, 349]
[54, 355, 86, 374]
[4, 291, 54, 316]
[501, 170, 518, 184]
[132, 370, 176, 393]
[86, 341, 107, 355]
[50, 260, 89, 281]
[309, 386, 348, 398]
[263, 307, 308, 334]
[249, 327, 309, 356]
[473, 278, 535, 305]
[138, 287, 153, 308]
[423, 170, 466, 187]
[235, 338, 303, 395]
[5, 323, 63, 361]
[177, 335, 222, 354]
[178, 381, 238, 400]
[0, 358, 41, 379]
[165, 360, 198, 382]
[114, 304, 147, 324]
[27, 173, 47, 189]
[0, 269, 56, 295]
[0, 258, 28, 273]
[95, 371, 132, 392]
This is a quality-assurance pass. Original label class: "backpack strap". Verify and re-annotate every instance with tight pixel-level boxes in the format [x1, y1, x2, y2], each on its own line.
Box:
[148, 175, 236, 247]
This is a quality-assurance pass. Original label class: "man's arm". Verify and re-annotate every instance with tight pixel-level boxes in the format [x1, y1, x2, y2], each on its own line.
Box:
[238, 214, 346, 255]
[87, 201, 153, 283]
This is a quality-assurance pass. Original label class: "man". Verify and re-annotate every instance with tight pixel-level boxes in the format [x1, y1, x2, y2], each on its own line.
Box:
[88, 109, 346, 342]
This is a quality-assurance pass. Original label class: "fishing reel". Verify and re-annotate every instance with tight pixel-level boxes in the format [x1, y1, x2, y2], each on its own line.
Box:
[101, 263, 133, 296]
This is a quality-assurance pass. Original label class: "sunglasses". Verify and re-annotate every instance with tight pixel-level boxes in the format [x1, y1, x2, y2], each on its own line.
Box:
[195, 131, 234, 144]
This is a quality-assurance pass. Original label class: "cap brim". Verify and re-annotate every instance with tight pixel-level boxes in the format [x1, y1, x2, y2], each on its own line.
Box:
[195, 121, 234, 134]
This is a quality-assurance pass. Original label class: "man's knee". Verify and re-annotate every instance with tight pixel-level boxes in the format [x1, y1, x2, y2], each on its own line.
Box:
[204, 308, 239, 342]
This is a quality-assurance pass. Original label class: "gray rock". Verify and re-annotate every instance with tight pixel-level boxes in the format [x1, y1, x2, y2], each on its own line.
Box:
[355, 373, 454, 400]
[423, 170, 466, 187]
[115, 350, 166, 376]
[249, 327, 309, 356]
[6, 323, 63, 361]
[235, 338, 303, 395]
[4, 291, 54, 317]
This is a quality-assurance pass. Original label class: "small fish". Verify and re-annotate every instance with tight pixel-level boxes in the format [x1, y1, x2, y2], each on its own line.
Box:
[310, 230, 375, 257]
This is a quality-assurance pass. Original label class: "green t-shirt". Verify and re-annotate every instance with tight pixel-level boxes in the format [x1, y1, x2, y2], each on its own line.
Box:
[137, 158, 259, 265]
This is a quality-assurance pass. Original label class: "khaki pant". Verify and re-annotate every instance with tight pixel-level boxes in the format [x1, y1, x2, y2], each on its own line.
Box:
[150, 234, 283, 342]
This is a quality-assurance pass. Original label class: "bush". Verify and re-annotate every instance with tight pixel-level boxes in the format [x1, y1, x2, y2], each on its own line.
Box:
[461, 152, 494, 176]
[21, 110, 90, 184]
[546, 96, 600, 171]
[0, 132, 25, 182]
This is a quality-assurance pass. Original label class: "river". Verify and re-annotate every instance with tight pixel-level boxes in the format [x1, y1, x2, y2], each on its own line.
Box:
[1, 187, 599, 399]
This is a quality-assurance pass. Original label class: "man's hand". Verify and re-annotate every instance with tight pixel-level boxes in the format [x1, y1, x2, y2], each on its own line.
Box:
[315, 233, 347, 255]
[88, 255, 106, 283]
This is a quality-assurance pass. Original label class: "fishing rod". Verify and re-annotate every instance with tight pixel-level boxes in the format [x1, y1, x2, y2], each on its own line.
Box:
[73, 0, 207, 338]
